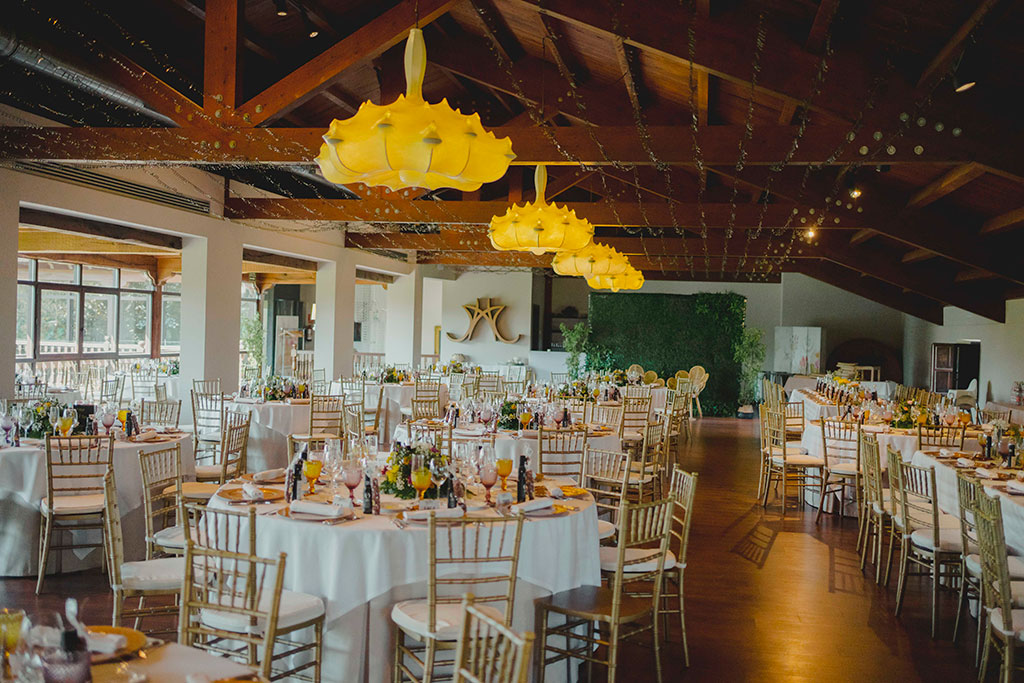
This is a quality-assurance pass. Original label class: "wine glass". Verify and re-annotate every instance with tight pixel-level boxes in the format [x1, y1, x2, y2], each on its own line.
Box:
[302, 456, 323, 496]
[341, 458, 363, 506]
[116, 408, 129, 432]
[101, 407, 116, 436]
[322, 439, 344, 493]
[411, 454, 432, 504]
[58, 408, 76, 437]
[48, 406, 61, 436]
[429, 457, 449, 498]
[518, 411, 532, 432]
[479, 449, 498, 506]
[959, 411, 972, 428]
[0, 412, 13, 447]
[496, 453, 514, 492]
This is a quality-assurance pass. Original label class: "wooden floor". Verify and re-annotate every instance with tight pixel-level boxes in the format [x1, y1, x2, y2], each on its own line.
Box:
[1, 418, 983, 681]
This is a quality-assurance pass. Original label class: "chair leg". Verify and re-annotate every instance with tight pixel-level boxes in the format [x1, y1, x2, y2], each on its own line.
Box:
[978, 626, 992, 683]
[976, 603, 986, 668]
[860, 515, 873, 572]
[36, 514, 53, 595]
[607, 625, 619, 683]
[423, 639, 437, 683]
[679, 573, 689, 668]
[931, 558, 940, 639]
[314, 620, 323, 683]
[392, 628, 404, 683]
[1003, 637, 1014, 683]
[883, 527, 898, 588]
[761, 467, 774, 509]
[652, 602, 663, 683]
[814, 477, 827, 525]
[953, 568, 968, 644]
[875, 518, 887, 585]
[894, 539, 910, 617]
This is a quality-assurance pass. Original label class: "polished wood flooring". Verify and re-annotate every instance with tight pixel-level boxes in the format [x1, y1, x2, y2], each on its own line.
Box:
[1, 418, 982, 681]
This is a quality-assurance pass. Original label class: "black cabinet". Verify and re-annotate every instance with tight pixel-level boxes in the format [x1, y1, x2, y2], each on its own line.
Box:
[931, 342, 980, 393]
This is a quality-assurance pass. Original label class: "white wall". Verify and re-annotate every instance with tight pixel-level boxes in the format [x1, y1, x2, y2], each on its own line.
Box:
[440, 271, 533, 366]
[903, 300, 1024, 404]
[421, 277, 443, 356]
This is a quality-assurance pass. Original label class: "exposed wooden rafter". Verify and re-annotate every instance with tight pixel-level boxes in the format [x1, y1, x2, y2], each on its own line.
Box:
[19, 208, 182, 250]
[916, 0, 1003, 90]
[905, 163, 984, 209]
[203, 0, 242, 112]
[805, 0, 839, 54]
[980, 207, 1024, 235]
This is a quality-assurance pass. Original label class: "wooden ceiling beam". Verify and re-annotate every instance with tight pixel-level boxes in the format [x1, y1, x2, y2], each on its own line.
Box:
[18, 231, 174, 255]
[241, 249, 318, 273]
[0, 124, 980, 166]
[955, 269, 997, 283]
[234, 0, 457, 126]
[413, 251, 777, 272]
[793, 260, 945, 324]
[225, 197, 861, 227]
[468, 0, 525, 62]
[980, 207, 1024, 236]
[902, 248, 938, 264]
[916, 0, 1003, 90]
[203, 0, 242, 111]
[805, 0, 839, 54]
[696, 70, 710, 127]
[19, 208, 182, 250]
[613, 37, 647, 112]
[538, 14, 588, 85]
[22, 252, 159, 272]
[524, 168, 593, 201]
[848, 229, 875, 245]
[905, 163, 985, 209]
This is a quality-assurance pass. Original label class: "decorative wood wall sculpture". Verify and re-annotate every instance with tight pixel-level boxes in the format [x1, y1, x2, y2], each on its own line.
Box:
[447, 297, 522, 344]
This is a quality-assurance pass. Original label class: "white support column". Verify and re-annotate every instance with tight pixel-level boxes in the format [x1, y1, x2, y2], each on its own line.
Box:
[180, 229, 243, 395]
[0, 194, 18, 398]
[385, 268, 423, 367]
[313, 253, 356, 380]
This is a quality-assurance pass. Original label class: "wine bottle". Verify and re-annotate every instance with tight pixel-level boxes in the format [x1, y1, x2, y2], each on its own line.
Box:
[447, 477, 458, 508]
[986, 435, 993, 460]
[364, 473, 374, 513]
[516, 455, 528, 503]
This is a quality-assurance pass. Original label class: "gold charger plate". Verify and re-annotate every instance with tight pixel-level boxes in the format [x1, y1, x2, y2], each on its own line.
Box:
[240, 472, 286, 484]
[218, 486, 284, 502]
[87, 625, 147, 664]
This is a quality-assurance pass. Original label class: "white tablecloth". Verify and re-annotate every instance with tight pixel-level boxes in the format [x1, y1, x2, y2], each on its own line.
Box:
[92, 643, 254, 683]
[227, 400, 310, 471]
[784, 377, 891, 400]
[801, 421, 983, 471]
[209, 477, 600, 682]
[0, 434, 194, 576]
[379, 383, 450, 445]
[791, 389, 840, 422]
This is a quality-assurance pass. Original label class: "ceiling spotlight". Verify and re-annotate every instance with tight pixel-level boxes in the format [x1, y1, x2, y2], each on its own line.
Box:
[849, 187, 862, 199]
[300, 7, 318, 38]
[953, 76, 976, 93]
[844, 173, 863, 199]
[805, 228, 815, 238]
[274, 0, 288, 16]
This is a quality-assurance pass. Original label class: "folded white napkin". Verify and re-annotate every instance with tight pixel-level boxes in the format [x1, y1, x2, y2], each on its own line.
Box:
[253, 468, 286, 483]
[549, 487, 566, 499]
[511, 497, 553, 514]
[939, 448, 953, 458]
[289, 499, 346, 518]
[1007, 480, 1024, 495]
[134, 429, 158, 442]
[405, 507, 465, 521]
[957, 457, 975, 468]
[87, 631, 127, 654]
[241, 483, 264, 500]
[975, 467, 996, 479]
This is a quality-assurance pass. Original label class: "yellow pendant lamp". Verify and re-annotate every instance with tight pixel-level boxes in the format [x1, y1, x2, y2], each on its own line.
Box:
[587, 265, 645, 292]
[488, 165, 595, 255]
[315, 28, 515, 192]
[552, 242, 629, 278]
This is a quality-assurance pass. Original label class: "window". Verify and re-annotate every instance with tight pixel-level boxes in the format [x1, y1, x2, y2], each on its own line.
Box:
[83, 293, 117, 354]
[37, 260, 78, 284]
[120, 268, 154, 290]
[39, 289, 80, 355]
[160, 275, 181, 356]
[119, 292, 152, 355]
[82, 265, 117, 288]
[16, 284, 33, 359]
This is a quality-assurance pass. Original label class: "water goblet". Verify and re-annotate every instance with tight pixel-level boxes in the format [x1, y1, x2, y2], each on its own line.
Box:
[58, 408, 77, 437]
[48, 406, 61, 436]
[341, 458, 364, 505]
[479, 451, 498, 506]
[429, 457, 449, 498]
[302, 456, 323, 496]
[411, 454, 432, 504]
[496, 454, 513, 492]
[1, 413, 13, 446]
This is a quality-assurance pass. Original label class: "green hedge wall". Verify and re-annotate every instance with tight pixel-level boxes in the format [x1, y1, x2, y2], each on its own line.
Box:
[588, 291, 746, 416]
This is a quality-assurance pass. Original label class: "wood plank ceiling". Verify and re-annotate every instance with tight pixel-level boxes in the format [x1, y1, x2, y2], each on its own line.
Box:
[1, 0, 1023, 324]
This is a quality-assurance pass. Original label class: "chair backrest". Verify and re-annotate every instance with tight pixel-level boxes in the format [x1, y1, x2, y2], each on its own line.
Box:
[506, 366, 527, 383]
[565, 398, 590, 425]
[537, 427, 588, 483]
[102, 469, 125, 589]
[668, 468, 698, 569]
[762, 408, 788, 459]
[448, 373, 467, 401]
[191, 389, 225, 440]
[917, 425, 965, 450]
[623, 384, 652, 399]
[192, 379, 221, 395]
[981, 408, 1011, 423]
[44, 435, 114, 507]
[453, 593, 534, 683]
[131, 369, 161, 401]
[619, 396, 651, 437]
[411, 396, 442, 421]
[639, 421, 667, 486]
[606, 497, 676, 623]
[895, 459, 940, 547]
[410, 421, 454, 458]
[216, 411, 251, 482]
[427, 514, 525, 630]
[139, 398, 182, 429]
[860, 434, 884, 513]
[820, 418, 861, 470]
[242, 365, 261, 382]
[688, 366, 707, 385]
[642, 370, 658, 385]
[138, 444, 182, 559]
[975, 487, 1016, 634]
[956, 470, 981, 569]
[581, 447, 632, 523]
[550, 372, 570, 386]
[415, 377, 442, 400]
[179, 503, 284, 681]
[783, 401, 804, 433]
[99, 375, 125, 405]
[308, 394, 346, 437]
[591, 403, 621, 428]
[478, 373, 502, 393]
[291, 350, 314, 381]
[15, 381, 47, 400]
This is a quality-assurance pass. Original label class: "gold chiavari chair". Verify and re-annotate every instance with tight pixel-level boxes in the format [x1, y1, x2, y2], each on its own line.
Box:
[981, 407, 1012, 423]
[340, 377, 365, 405]
[565, 397, 591, 425]
[504, 366, 527, 395]
[99, 375, 125, 406]
[191, 388, 225, 470]
[195, 410, 250, 485]
[477, 389, 507, 405]
[130, 369, 164, 403]
[102, 469, 181, 635]
[859, 435, 892, 584]
[401, 378, 443, 421]
[139, 444, 185, 559]
[591, 403, 622, 430]
[659, 468, 698, 668]
[918, 424, 966, 451]
[618, 396, 651, 444]
[453, 593, 534, 683]
[242, 365, 261, 382]
[581, 447, 633, 542]
[761, 408, 823, 517]
[535, 496, 675, 683]
[975, 488, 1024, 682]
[411, 396, 442, 422]
[410, 421, 454, 459]
[756, 404, 772, 500]
[892, 458, 965, 638]
[448, 372, 468, 401]
[550, 372, 570, 386]
[15, 381, 47, 401]
[291, 350, 315, 382]
[362, 383, 385, 436]
[477, 372, 502, 394]
[623, 384, 652, 399]
[629, 421, 666, 501]
[816, 418, 862, 529]
[392, 513, 525, 683]
[784, 400, 805, 439]
[138, 398, 182, 429]
[662, 388, 691, 454]
[179, 503, 325, 682]
[343, 402, 365, 450]
[537, 427, 588, 484]
[192, 378, 221, 395]
[37, 434, 115, 594]
[290, 394, 346, 452]
[71, 368, 92, 402]
[953, 472, 986, 664]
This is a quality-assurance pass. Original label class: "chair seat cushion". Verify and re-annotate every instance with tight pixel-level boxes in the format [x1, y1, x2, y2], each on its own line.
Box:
[965, 554, 1024, 579]
[786, 441, 807, 452]
[771, 454, 825, 467]
[169, 482, 220, 500]
[121, 557, 185, 591]
[197, 428, 221, 442]
[151, 525, 185, 549]
[599, 546, 677, 573]
[597, 520, 616, 540]
[829, 461, 859, 476]
[391, 599, 504, 641]
[910, 527, 975, 553]
[290, 432, 339, 441]
[41, 494, 105, 515]
[202, 589, 325, 634]
[988, 608, 1024, 639]
[194, 464, 223, 480]
[621, 431, 644, 442]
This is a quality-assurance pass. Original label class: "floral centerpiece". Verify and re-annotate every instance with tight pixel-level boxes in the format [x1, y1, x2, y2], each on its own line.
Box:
[254, 376, 309, 401]
[556, 380, 590, 401]
[379, 366, 409, 384]
[23, 398, 68, 439]
[160, 359, 180, 375]
[441, 360, 465, 374]
[889, 401, 926, 430]
[381, 440, 445, 499]
[496, 399, 520, 430]
[611, 369, 627, 386]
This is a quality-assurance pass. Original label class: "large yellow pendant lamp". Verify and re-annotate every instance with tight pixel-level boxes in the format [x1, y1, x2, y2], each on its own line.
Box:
[552, 241, 629, 278]
[587, 265, 645, 292]
[488, 165, 595, 255]
[315, 28, 515, 192]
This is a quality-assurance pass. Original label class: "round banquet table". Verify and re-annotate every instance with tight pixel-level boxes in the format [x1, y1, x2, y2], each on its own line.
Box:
[227, 399, 310, 471]
[0, 433, 194, 576]
[208, 477, 601, 682]
[393, 423, 622, 471]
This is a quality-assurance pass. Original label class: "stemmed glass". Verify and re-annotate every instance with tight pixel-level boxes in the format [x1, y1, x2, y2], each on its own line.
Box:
[101, 405, 116, 436]
[411, 454, 432, 505]
[496, 453, 513, 491]
[302, 450, 323, 495]
[1, 411, 13, 447]
[341, 458, 364, 506]
[58, 408, 77, 437]
[322, 439, 344, 494]
[429, 457, 449, 501]
[478, 448, 498, 506]
[48, 406, 61, 436]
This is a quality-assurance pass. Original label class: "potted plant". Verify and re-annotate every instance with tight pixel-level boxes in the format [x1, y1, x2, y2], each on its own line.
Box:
[734, 327, 766, 419]
[560, 321, 590, 380]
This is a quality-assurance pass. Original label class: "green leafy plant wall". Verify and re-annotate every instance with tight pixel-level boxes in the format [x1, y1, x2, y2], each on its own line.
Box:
[588, 292, 747, 416]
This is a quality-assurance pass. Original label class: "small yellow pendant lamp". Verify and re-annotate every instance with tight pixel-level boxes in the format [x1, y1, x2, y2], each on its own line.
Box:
[315, 28, 515, 192]
[552, 242, 630, 278]
[488, 165, 595, 255]
[587, 265, 645, 292]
